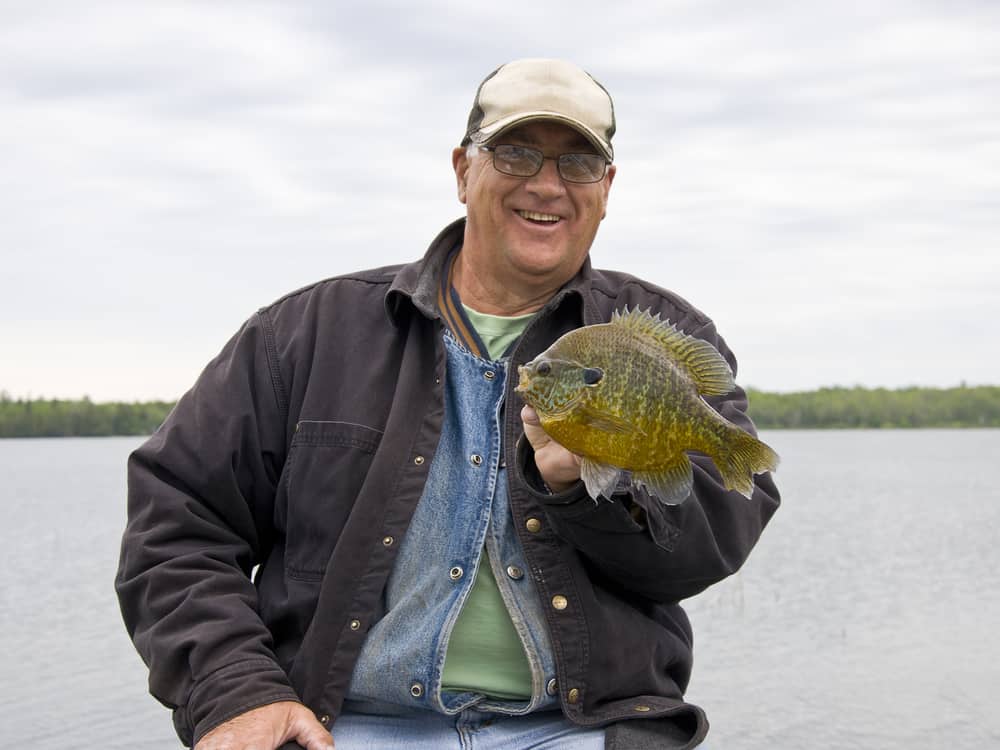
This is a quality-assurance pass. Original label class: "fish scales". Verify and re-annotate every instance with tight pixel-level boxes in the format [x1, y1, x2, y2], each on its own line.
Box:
[516, 307, 778, 504]
[537, 319, 710, 465]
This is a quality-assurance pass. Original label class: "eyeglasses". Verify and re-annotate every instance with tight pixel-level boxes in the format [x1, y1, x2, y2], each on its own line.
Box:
[479, 144, 609, 184]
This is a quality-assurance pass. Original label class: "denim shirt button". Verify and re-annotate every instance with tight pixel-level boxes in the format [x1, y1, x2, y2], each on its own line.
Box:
[546, 678, 558, 696]
[470, 453, 483, 466]
[410, 682, 425, 698]
[484, 370, 496, 380]
[449, 566, 464, 581]
[505, 565, 523, 580]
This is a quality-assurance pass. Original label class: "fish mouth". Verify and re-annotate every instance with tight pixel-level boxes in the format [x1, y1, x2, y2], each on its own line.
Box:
[515, 365, 530, 393]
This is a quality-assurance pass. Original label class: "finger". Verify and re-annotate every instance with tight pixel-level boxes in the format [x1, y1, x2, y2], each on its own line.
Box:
[300, 735, 335, 750]
[521, 404, 540, 426]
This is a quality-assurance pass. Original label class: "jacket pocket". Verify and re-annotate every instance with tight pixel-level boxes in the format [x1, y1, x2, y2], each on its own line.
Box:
[281, 420, 383, 580]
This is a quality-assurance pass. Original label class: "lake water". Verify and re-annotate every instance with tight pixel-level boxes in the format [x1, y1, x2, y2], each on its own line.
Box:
[1, 430, 997, 748]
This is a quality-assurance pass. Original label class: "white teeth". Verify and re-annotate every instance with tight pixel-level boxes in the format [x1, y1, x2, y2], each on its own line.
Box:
[517, 210, 560, 222]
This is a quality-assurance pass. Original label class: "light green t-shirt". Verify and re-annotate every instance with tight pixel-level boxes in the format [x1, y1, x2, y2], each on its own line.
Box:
[440, 306, 535, 699]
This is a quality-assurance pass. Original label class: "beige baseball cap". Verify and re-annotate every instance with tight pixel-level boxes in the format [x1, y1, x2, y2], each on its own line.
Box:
[461, 58, 616, 162]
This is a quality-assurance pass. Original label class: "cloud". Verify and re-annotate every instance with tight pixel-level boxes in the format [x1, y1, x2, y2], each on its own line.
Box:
[1, 0, 997, 399]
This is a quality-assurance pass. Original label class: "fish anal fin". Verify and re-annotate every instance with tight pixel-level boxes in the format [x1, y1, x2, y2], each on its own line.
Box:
[610, 307, 735, 396]
[580, 458, 621, 500]
[633, 453, 695, 505]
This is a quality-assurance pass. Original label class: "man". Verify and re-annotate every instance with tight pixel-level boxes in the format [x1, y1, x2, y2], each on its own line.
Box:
[117, 58, 779, 750]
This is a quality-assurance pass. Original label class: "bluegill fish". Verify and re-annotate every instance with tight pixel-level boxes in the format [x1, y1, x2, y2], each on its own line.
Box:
[515, 307, 778, 504]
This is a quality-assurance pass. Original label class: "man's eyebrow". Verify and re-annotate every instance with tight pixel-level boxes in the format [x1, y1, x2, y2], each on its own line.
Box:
[502, 128, 540, 145]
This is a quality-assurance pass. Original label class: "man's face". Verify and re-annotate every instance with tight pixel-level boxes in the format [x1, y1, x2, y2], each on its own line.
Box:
[452, 121, 616, 293]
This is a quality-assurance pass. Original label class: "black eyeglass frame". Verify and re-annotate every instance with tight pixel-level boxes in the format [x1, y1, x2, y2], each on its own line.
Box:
[478, 144, 610, 184]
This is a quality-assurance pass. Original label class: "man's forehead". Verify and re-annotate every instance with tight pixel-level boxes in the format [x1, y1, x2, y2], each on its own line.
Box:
[497, 122, 595, 151]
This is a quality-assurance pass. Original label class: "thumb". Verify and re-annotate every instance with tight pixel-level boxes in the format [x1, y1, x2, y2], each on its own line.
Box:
[520, 405, 551, 447]
[285, 706, 335, 750]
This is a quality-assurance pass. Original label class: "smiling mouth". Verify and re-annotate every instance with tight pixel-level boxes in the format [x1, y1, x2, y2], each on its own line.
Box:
[516, 209, 561, 224]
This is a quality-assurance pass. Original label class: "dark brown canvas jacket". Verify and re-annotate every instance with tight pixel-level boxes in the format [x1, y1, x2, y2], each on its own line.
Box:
[116, 218, 780, 748]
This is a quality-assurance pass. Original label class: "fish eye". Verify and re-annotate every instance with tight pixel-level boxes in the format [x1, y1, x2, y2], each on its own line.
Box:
[583, 367, 604, 385]
[536, 362, 552, 376]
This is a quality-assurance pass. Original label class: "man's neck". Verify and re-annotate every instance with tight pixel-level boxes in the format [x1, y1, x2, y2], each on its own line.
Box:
[452, 251, 566, 316]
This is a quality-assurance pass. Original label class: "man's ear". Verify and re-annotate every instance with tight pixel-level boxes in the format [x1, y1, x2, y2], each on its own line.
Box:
[452, 147, 470, 204]
[600, 163, 616, 220]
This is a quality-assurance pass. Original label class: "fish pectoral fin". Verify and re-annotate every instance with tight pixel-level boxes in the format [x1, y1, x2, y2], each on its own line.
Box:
[577, 405, 640, 435]
[633, 454, 695, 505]
[580, 458, 621, 500]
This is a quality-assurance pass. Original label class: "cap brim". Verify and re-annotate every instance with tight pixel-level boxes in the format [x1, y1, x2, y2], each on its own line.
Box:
[473, 111, 613, 162]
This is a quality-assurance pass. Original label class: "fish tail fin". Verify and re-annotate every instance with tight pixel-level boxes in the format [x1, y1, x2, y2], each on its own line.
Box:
[715, 429, 779, 499]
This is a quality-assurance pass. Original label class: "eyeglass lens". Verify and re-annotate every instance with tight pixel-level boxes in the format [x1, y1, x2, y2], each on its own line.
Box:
[491, 145, 607, 183]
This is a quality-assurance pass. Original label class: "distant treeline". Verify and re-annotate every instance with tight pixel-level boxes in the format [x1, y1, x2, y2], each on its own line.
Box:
[746, 385, 1000, 429]
[0, 394, 175, 438]
[1, 386, 999, 437]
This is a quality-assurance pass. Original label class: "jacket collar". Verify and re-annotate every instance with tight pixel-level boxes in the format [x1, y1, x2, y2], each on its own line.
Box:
[384, 218, 464, 325]
[384, 216, 601, 328]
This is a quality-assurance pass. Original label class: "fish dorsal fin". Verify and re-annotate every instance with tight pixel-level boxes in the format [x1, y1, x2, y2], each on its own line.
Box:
[611, 306, 735, 396]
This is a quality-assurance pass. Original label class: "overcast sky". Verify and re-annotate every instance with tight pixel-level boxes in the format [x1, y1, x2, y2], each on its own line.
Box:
[2, 0, 997, 401]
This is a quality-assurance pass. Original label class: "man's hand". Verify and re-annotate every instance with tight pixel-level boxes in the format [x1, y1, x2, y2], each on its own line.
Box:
[194, 701, 334, 750]
[521, 405, 582, 493]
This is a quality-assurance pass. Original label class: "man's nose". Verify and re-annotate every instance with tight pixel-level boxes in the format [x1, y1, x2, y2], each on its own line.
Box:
[523, 158, 567, 199]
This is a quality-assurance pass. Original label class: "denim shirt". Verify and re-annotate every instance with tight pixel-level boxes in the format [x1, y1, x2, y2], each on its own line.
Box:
[347, 331, 559, 715]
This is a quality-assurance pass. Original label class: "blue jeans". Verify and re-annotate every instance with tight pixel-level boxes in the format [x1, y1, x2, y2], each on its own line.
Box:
[328, 708, 605, 749]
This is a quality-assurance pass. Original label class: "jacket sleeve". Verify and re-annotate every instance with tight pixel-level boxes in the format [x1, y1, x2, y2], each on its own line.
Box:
[517, 317, 780, 604]
[115, 311, 301, 746]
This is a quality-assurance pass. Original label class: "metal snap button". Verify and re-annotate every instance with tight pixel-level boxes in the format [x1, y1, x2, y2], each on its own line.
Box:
[484, 371, 496, 380]
[567, 687, 580, 704]
[410, 682, 424, 698]
[546, 678, 558, 696]
[506, 565, 523, 580]
[470, 453, 483, 466]
[525, 518, 542, 533]
[382, 536, 395, 547]
[551, 595, 568, 610]
[449, 566, 464, 581]
[349, 619, 361, 631]
[414, 455, 425, 465]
